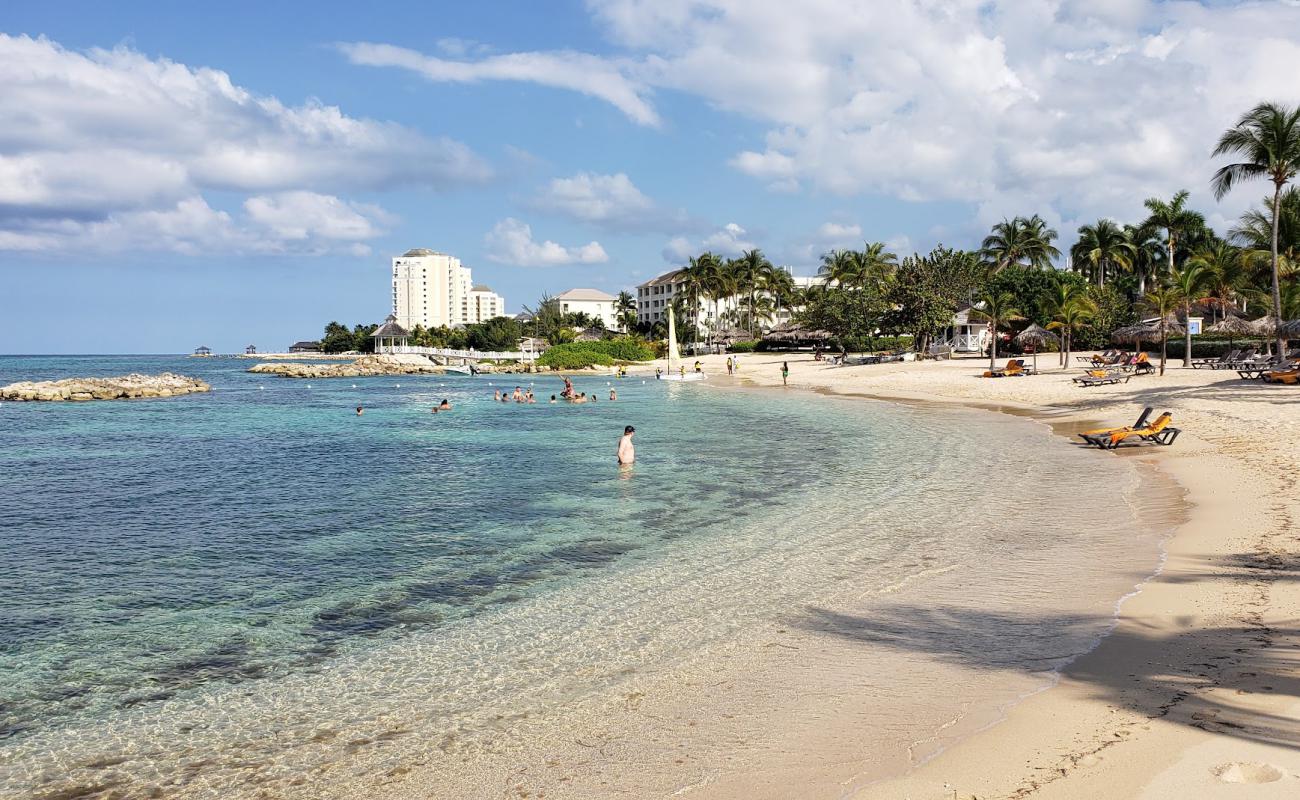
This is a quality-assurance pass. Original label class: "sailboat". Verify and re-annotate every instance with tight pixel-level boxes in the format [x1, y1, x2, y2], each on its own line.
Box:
[660, 306, 706, 381]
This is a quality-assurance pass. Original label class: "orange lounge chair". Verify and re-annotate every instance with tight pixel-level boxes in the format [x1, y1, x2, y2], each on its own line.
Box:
[1263, 367, 1300, 385]
[1073, 368, 1130, 386]
[1083, 412, 1180, 449]
[1078, 407, 1153, 447]
[983, 359, 1024, 378]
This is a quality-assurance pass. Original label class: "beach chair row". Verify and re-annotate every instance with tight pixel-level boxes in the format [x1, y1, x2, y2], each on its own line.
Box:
[982, 359, 1038, 378]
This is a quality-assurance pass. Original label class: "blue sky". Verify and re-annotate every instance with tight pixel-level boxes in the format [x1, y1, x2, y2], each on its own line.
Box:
[3, 0, 1300, 353]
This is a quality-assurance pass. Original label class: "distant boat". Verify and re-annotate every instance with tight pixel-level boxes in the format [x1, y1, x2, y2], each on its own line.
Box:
[661, 307, 705, 382]
[443, 364, 472, 375]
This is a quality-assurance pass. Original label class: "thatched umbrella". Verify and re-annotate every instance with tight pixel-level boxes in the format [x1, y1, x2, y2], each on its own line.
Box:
[1207, 315, 1254, 350]
[1014, 324, 1058, 374]
[1251, 315, 1285, 355]
[1279, 318, 1300, 340]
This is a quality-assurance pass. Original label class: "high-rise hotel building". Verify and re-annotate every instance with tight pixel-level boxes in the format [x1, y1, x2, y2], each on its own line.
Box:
[391, 249, 505, 329]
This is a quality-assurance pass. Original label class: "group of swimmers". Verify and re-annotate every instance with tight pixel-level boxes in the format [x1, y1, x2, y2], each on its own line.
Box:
[495, 386, 537, 404]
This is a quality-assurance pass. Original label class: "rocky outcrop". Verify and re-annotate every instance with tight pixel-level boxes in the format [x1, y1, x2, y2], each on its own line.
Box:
[1, 373, 211, 402]
[248, 354, 445, 378]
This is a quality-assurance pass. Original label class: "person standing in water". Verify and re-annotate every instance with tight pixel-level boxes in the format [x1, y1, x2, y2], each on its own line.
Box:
[618, 425, 635, 464]
[781, 361, 789, 386]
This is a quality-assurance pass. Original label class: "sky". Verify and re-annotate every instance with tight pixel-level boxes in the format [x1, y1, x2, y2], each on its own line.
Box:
[3, 0, 1300, 353]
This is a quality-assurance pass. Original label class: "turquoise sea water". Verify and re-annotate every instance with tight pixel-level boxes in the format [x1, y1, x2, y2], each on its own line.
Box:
[0, 355, 1164, 798]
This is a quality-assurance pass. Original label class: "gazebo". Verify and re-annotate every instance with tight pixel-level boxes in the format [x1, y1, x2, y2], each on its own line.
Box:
[245, 344, 258, 355]
[370, 314, 410, 353]
[193, 345, 211, 356]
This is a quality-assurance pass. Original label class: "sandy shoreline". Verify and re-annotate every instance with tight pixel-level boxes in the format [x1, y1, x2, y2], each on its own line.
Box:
[676, 350, 1300, 798]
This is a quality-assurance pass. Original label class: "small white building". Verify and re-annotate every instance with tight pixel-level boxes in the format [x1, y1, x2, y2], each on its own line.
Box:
[555, 288, 619, 329]
[945, 304, 991, 354]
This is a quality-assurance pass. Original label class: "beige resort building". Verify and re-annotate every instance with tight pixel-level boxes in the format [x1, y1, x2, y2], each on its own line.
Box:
[391, 248, 506, 329]
[555, 288, 620, 329]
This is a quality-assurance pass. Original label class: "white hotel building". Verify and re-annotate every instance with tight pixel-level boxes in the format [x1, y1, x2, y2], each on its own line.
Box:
[555, 288, 620, 329]
[391, 249, 505, 328]
[635, 269, 818, 331]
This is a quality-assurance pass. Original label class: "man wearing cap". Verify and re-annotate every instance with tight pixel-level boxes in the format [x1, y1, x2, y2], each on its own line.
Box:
[618, 425, 635, 465]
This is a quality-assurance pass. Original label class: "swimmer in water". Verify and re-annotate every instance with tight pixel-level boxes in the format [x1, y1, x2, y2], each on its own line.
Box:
[618, 425, 635, 464]
[609, 389, 617, 401]
[356, 406, 364, 416]
[438, 399, 451, 411]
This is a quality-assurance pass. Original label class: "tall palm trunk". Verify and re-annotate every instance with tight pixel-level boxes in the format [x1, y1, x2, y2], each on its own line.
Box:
[1160, 326, 1168, 376]
[1182, 299, 1193, 368]
[1167, 231, 1176, 276]
[988, 318, 998, 370]
[1271, 183, 1286, 356]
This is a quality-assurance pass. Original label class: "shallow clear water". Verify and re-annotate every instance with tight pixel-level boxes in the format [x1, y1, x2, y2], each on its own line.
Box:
[0, 355, 1163, 798]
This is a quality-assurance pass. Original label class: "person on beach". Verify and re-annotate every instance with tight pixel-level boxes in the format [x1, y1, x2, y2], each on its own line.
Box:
[618, 425, 635, 464]
[782, 362, 789, 386]
[694, 360, 702, 374]
[655, 367, 662, 380]
[679, 365, 686, 378]
[356, 406, 364, 416]
[726, 356, 734, 376]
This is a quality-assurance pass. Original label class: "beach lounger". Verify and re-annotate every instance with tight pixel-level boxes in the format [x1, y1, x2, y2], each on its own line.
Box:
[1131, 353, 1154, 375]
[1081, 412, 1180, 449]
[1219, 348, 1257, 369]
[1262, 363, 1300, 384]
[1072, 368, 1130, 387]
[982, 359, 1025, 378]
[1193, 350, 1237, 369]
[1077, 407, 1154, 448]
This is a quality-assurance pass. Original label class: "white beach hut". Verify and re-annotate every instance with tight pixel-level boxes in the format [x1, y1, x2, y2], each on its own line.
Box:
[945, 304, 990, 354]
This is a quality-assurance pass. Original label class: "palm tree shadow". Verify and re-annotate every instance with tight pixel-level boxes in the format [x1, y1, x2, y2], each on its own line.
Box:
[793, 603, 1300, 750]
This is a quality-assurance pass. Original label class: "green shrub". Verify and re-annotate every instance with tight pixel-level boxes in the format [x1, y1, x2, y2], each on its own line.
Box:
[535, 337, 653, 369]
[727, 340, 758, 353]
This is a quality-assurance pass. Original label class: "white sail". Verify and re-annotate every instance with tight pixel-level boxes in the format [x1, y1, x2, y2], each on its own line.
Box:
[667, 306, 680, 369]
[661, 306, 705, 381]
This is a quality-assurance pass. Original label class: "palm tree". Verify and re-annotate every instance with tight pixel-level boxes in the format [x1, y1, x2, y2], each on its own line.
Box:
[680, 256, 711, 350]
[731, 249, 773, 336]
[1044, 279, 1093, 367]
[981, 216, 1061, 272]
[818, 248, 857, 287]
[1189, 241, 1248, 321]
[766, 267, 796, 325]
[1231, 187, 1300, 280]
[1072, 219, 1134, 287]
[615, 290, 637, 332]
[1046, 297, 1096, 370]
[1143, 286, 1183, 376]
[969, 290, 1024, 370]
[1212, 103, 1300, 357]
[1169, 263, 1211, 367]
[1123, 223, 1164, 294]
[857, 241, 899, 291]
[981, 217, 1025, 271]
[1143, 190, 1207, 279]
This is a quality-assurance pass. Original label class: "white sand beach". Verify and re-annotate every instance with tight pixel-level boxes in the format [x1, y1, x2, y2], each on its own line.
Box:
[673, 350, 1300, 798]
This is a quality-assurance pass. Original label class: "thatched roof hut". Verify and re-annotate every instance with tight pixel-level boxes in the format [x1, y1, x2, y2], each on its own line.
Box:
[762, 323, 833, 346]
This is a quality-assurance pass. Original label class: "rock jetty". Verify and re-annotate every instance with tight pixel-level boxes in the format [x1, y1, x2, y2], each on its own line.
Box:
[248, 354, 445, 378]
[1, 373, 211, 402]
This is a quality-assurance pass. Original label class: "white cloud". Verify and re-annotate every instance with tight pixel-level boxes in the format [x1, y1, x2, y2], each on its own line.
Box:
[0, 34, 486, 254]
[484, 218, 608, 266]
[661, 222, 757, 262]
[347, 1, 1300, 237]
[339, 42, 660, 126]
[0, 193, 392, 256]
[530, 171, 691, 232]
[815, 222, 862, 245]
